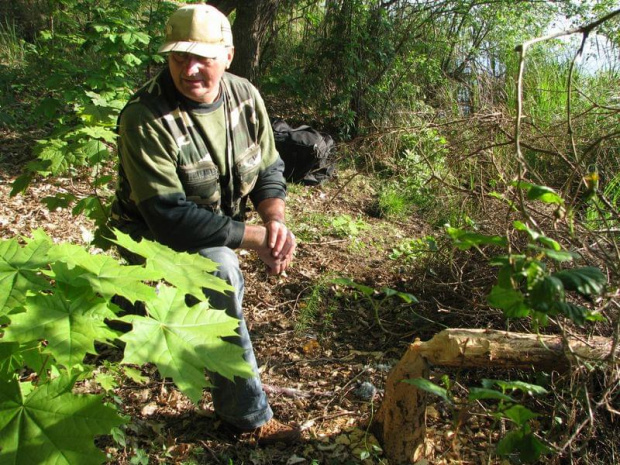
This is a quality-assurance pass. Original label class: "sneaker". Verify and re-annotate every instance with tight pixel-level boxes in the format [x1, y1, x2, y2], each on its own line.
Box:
[247, 418, 302, 445]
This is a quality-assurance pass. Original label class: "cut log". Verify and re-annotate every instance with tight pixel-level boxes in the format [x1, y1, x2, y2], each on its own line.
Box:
[373, 328, 617, 464]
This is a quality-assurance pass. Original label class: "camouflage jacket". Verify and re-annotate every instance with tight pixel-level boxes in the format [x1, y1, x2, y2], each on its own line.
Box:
[110, 68, 286, 252]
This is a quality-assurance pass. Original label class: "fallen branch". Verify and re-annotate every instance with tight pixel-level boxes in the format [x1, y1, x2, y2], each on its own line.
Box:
[262, 383, 334, 399]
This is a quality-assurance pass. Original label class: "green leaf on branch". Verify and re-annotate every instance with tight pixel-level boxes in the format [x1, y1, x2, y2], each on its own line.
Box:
[120, 31, 150, 45]
[35, 138, 82, 175]
[0, 375, 127, 465]
[77, 126, 117, 144]
[122, 53, 142, 66]
[331, 277, 375, 297]
[497, 428, 550, 462]
[502, 404, 538, 426]
[41, 193, 77, 210]
[382, 287, 418, 303]
[0, 235, 52, 316]
[446, 226, 507, 250]
[512, 181, 564, 205]
[403, 378, 453, 404]
[47, 244, 158, 303]
[487, 285, 530, 318]
[120, 285, 254, 403]
[529, 276, 565, 313]
[0, 342, 21, 376]
[112, 230, 234, 299]
[554, 301, 591, 325]
[514, 221, 564, 252]
[527, 245, 575, 262]
[3, 286, 118, 367]
[482, 379, 548, 395]
[468, 387, 516, 403]
[553, 267, 606, 297]
[79, 104, 117, 125]
[9, 172, 35, 196]
[72, 196, 109, 224]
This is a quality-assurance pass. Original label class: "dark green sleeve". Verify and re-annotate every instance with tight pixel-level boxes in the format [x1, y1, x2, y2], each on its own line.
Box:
[118, 103, 246, 251]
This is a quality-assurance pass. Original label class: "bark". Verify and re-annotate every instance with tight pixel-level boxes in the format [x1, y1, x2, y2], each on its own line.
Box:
[210, 0, 280, 83]
[373, 328, 618, 464]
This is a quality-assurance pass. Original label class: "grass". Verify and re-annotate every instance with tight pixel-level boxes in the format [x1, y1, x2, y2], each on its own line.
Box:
[0, 20, 30, 67]
[295, 276, 337, 335]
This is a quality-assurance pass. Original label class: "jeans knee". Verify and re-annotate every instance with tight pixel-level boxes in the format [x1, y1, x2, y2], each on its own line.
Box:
[198, 247, 244, 291]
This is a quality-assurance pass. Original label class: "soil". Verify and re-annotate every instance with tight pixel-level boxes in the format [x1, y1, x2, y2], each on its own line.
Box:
[0, 127, 610, 465]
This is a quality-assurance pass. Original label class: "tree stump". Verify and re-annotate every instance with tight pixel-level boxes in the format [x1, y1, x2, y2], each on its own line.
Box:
[372, 328, 617, 464]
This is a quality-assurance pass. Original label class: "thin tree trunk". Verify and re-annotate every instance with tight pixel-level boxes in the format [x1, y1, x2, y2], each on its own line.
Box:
[228, 0, 279, 83]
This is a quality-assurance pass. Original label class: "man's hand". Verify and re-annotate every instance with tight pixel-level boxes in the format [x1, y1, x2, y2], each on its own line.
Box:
[266, 220, 296, 260]
[241, 220, 296, 275]
[256, 246, 292, 276]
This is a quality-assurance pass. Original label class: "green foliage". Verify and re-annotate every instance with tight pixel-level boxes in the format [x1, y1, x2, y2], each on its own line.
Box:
[409, 376, 551, 462]
[446, 217, 606, 327]
[0, 374, 127, 465]
[120, 285, 253, 403]
[0, 229, 251, 463]
[375, 182, 410, 219]
[403, 377, 453, 405]
[586, 170, 620, 231]
[0, 19, 34, 67]
[370, 128, 455, 226]
[4, 1, 176, 240]
[330, 214, 368, 239]
[389, 236, 438, 264]
[295, 277, 337, 335]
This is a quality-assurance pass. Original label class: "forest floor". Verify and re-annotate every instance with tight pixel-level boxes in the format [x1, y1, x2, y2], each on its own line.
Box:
[0, 127, 577, 464]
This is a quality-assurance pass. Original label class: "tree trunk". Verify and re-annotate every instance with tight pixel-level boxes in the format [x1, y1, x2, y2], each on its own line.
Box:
[229, 0, 279, 83]
[207, 0, 279, 82]
[373, 328, 618, 464]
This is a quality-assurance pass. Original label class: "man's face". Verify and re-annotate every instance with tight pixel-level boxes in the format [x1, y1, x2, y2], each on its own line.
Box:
[168, 48, 234, 103]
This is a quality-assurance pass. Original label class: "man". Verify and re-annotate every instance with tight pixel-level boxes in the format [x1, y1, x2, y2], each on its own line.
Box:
[110, 4, 299, 444]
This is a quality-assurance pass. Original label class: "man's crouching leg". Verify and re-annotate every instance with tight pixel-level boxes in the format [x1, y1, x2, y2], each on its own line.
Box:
[198, 247, 273, 428]
[198, 247, 301, 444]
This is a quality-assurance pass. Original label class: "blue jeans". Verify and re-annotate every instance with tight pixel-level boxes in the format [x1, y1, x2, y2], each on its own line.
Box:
[198, 247, 273, 429]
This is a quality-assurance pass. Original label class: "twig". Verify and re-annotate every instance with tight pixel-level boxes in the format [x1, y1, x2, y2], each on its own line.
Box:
[262, 383, 334, 399]
[327, 171, 361, 206]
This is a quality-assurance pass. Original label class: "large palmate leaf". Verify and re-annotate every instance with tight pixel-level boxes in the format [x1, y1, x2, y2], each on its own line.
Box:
[4, 286, 118, 368]
[0, 375, 126, 465]
[120, 285, 253, 403]
[0, 235, 52, 315]
[47, 242, 158, 303]
[113, 230, 234, 299]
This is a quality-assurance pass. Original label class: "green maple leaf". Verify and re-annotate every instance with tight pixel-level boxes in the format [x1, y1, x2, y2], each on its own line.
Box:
[0, 374, 127, 465]
[0, 342, 20, 376]
[4, 286, 118, 368]
[0, 234, 52, 316]
[47, 242, 159, 304]
[112, 230, 234, 300]
[120, 285, 254, 403]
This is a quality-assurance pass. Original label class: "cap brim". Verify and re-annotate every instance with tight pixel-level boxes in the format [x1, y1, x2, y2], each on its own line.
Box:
[158, 41, 228, 58]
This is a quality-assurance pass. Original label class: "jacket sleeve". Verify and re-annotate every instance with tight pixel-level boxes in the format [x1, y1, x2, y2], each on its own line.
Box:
[118, 103, 246, 251]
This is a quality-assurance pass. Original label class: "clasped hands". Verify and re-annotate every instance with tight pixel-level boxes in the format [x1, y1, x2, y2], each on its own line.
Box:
[258, 219, 296, 275]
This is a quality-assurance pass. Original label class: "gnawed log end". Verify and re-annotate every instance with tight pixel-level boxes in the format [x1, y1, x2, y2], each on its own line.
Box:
[373, 328, 617, 464]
